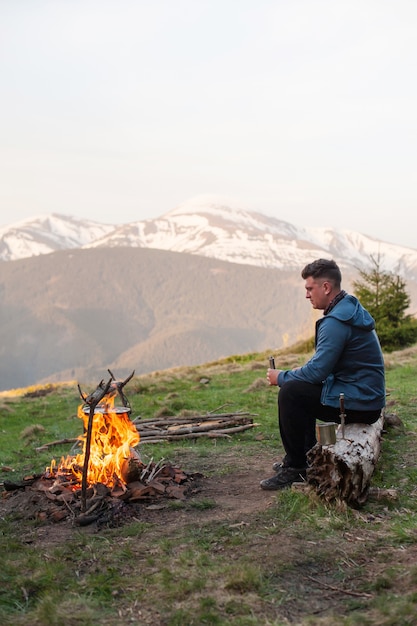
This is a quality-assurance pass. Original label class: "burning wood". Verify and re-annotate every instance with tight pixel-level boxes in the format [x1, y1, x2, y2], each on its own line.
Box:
[3, 458, 200, 526]
[3, 373, 202, 526]
[75, 372, 140, 512]
[4, 374, 258, 525]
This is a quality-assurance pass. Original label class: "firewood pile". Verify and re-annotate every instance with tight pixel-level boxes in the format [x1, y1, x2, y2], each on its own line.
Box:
[35, 411, 258, 453]
[132, 411, 258, 442]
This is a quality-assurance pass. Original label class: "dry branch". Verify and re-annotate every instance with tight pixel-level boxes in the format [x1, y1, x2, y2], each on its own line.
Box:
[36, 437, 78, 452]
[305, 575, 373, 599]
[367, 486, 398, 502]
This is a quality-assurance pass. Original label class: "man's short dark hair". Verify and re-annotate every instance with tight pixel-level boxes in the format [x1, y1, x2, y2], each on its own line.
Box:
[301, 259, 342, 287]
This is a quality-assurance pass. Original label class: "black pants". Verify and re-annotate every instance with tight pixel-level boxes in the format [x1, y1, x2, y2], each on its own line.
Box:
[278, 380, 381, 468]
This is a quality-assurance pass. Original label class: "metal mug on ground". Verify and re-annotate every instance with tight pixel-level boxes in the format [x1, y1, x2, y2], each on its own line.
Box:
[316, 422, 337, 445]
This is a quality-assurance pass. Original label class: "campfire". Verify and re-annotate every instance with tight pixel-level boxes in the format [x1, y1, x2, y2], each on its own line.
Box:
[47, 372, 142, 500]
[3, 372, 201, 526]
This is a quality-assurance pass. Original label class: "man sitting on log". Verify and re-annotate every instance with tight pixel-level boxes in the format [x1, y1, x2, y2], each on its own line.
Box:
[260, 258, 385, 491]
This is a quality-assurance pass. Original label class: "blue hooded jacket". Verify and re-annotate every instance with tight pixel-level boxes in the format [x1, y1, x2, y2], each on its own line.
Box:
[277, 294, 386, 411]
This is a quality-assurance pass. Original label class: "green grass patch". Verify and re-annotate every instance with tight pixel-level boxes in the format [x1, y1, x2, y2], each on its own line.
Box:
[1, 346, 417, 624]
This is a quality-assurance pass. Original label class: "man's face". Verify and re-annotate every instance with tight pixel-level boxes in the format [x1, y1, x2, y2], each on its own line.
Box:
[304, 276, 330, 310]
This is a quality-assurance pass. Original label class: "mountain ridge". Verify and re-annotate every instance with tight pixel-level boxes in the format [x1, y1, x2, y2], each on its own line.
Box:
[0, 247, 317, 391]
[2, 199, 417, 281]
[1, 199, 417, 392]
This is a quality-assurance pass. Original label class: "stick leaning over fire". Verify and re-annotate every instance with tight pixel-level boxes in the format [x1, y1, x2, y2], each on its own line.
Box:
[77, 371, 136, 513]
[78, 377, 113, 513]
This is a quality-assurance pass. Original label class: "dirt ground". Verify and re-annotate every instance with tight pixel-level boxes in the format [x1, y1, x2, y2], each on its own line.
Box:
[1, 449, 416, 624]
[0, 450, 278, 538]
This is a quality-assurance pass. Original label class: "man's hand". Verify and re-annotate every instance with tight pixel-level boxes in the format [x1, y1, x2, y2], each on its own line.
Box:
[267, 368, 280, 386]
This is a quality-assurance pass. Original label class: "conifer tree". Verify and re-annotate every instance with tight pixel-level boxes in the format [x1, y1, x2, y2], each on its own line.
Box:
[353, 254, 417, 351]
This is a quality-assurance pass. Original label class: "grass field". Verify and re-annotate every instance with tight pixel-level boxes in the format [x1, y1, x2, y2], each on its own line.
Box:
[1, 343, 417, 625]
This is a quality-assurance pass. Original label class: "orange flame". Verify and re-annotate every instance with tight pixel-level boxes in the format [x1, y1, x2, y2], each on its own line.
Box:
[48, 393, 140, 489]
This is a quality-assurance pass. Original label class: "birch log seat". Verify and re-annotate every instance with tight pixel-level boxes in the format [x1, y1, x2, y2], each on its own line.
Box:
[305, 413, 385, 507]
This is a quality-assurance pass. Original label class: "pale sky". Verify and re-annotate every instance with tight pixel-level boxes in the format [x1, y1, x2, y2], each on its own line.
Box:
[1, 0, 417, 248]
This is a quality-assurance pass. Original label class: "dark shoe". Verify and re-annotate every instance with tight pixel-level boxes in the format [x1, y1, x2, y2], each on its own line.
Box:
[260, 465, 307, 490]
[272, 460, 307, 472]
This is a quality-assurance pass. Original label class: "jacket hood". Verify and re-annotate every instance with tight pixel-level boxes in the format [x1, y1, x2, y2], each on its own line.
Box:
[326, 294, 375, 331]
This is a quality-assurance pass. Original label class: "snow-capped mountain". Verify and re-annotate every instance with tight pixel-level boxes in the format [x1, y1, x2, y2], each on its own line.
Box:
[2, 198, 417, 392]
[2, 199, 417, 279]
[0, 213, 114, 262]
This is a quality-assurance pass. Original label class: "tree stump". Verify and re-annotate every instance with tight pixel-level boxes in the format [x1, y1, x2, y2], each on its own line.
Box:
[306, 414, 384, 507]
